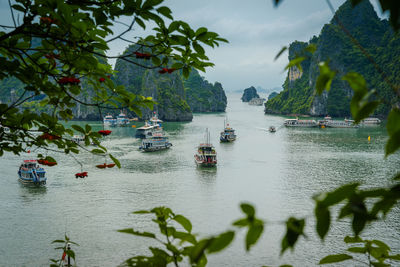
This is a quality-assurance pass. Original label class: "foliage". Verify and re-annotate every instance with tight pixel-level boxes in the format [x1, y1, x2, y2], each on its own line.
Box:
[0, 0, 227, 164]
[319, 236, 400, 266]
[50, 235, 78, 267]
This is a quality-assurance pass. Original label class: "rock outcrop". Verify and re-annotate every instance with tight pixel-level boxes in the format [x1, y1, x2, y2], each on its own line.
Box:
[184, 69, 227, 112]
[241, 86, 260, 102]
[265, 0, 398, 117]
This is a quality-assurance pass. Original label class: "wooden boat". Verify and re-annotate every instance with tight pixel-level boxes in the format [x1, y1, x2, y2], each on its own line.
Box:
[220, 120, 236, 142]
[195, 129, 217, 167]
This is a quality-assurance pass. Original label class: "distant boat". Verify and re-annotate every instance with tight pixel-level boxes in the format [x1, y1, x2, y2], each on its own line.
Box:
[318, 117, 358, 128]
[72, 135, 85, 144]
[220, 120, 236, 142]
[135, 113, 163, 138]
[361, 117, 381, 125]
[139, 131, 172, 152]
[103, 114, 116, 127]
[284, 118, 318, 127]
[195, 129, 217, 167]
[269, 126, 276, 132]
[248, 98, 264, 106]
[18, 160, 47, 185]
[116, 111, 129, 126]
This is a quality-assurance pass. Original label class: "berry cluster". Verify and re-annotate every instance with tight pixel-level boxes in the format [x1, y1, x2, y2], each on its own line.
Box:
[40, 133, 61, 140]
[75, 172, 88, 178]
[134, 52, 151, 59]
[58, 77, 81, 85]
[158, 68, 176, 74]
[37, 159, 57, 166]
[98, 130, 112, 136]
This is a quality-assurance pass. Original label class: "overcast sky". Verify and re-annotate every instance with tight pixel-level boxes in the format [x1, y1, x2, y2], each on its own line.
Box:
[107, 0, 384, 92]
[1, 0, 385, 92]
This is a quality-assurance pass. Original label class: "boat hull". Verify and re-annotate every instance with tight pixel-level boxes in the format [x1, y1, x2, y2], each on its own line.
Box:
[18, 176, 46, 186]
[139, 143, 172, 152]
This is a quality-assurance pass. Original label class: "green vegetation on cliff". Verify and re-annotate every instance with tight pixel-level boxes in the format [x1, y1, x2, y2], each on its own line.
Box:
[265, 0, 399, 117]
[183, 69, 227, 112]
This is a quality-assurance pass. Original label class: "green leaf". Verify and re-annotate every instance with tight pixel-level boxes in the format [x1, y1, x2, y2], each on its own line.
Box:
[274, 46, 287, 61]
[156, 6, 173, 19]
[91, 148, 106, 154]
[72, 125, 85, 134]
[319, 254, 353, 264]
[347, 247, 367, 253]
[344, 236, 363, 243]
[109, 154, 121, 168]
[173, 214, 192, 233]
[133, 210, 151, 214]
[385, 108, 400, 156]
[232, 218, 248, 227]
[316, 61, 336, 94]
[207, 231, 235, 253]
[246, 224, 264, 251]
[315, 204, 330, 240]
[117, 228, 156, 239]
[284, 57, 305, 71]
[240, 203, 255, 217]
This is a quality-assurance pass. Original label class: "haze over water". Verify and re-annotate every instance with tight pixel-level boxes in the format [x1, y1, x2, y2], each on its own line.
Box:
[0, 93, 399, 266]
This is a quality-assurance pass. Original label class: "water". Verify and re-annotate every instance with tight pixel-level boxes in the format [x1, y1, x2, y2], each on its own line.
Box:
[0, 93, 399, 266]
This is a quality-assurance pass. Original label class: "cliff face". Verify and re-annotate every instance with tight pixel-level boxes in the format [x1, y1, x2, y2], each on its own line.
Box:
[241, 86, 260, 102]
[184, 69, 227, 112]
[265, 0, 399, 117]
[114, 45, 193, 121]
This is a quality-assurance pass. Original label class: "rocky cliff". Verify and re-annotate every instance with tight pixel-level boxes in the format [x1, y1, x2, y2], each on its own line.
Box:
[184, 69, 227, 112]
[114, 45, 192, 121]
[241, 86, 260, 102]
[265, 0, 399, 117]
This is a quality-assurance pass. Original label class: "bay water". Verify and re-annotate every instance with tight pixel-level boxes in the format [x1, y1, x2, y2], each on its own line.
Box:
[0, 93, 399, 266]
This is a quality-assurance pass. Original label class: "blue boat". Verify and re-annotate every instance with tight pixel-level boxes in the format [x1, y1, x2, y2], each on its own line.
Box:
[18, 160, 47, 185]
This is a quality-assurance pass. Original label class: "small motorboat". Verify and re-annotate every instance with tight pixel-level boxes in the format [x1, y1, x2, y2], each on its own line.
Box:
[269, 126, 276, 132]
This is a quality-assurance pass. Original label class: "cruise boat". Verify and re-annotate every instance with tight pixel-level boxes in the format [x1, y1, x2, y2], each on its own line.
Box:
[18, 160, 47, 185]
[318, 117, 359, 128]
[139, 132, 172, 152]
[116, 111, 129, 126]
[361, 117, 381, 125]
[284, 118, 318, 127]
[195, 130, 217, 167]
[103, 114, 116, 127]
[135, 114, 163, 138]
[220, 121, 236, 142]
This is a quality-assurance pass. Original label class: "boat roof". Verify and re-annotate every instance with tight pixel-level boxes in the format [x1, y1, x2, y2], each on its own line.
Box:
[23, 160, 37, 163]
[199, 143, 214, 147]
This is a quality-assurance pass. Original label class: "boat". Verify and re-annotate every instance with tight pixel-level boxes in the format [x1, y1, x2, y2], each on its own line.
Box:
[72, 135, 85, 144]
[103, 114, 116, 127]
[220, 120, 236, 142]
[116, 111, 130, 126]
[269, 126, 276, 132]
[284, 118, 318, 127]
[318, 117, 359, 128]
[135, 113, 163, 138]
[248, 98, 264, 106]
[18, 160, 47, 185]
[195, 129, 217, 167]
[361, 117, 381, 125]
[139, 132, 172, 152]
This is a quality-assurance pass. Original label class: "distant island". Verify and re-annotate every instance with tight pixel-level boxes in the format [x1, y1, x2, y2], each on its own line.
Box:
[265, 0, 399, 117]
[0, 44, 227, 122]
[241, 86, 260, 102]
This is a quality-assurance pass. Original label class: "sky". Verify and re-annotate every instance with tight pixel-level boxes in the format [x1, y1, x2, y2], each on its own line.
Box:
[0, 0, 385, 92]
[107, 0, 384, 92]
